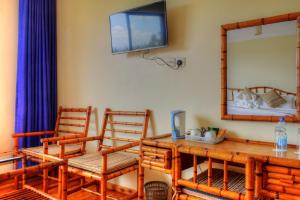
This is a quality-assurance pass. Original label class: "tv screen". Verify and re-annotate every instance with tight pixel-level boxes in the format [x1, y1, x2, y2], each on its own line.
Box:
[109, 1, 168, 54]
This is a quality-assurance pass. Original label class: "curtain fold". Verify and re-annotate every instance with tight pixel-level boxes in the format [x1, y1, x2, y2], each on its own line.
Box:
[15, 0, 57, 149]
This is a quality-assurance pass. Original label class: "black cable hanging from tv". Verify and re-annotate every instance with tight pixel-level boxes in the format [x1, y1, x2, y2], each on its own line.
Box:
[141, 51, 184, 70]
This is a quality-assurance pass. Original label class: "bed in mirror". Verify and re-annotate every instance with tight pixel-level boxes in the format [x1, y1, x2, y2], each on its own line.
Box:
[221, 12, 300, 122]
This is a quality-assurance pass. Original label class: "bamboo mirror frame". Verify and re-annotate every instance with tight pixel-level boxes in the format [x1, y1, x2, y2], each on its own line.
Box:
[221, 12, 300, 122]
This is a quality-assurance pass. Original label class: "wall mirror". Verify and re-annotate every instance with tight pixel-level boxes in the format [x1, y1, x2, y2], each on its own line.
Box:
[221, 12, 300, 122]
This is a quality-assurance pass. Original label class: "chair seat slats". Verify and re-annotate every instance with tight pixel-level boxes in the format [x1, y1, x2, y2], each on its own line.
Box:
[23, 144, 81, 157]
[68, 152, 138, 174]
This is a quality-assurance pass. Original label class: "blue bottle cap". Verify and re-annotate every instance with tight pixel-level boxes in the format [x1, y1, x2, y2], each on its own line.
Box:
[279, 117, 285, 122]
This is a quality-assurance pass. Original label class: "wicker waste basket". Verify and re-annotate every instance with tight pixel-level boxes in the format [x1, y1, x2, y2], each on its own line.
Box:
[145, 181, 168, 200]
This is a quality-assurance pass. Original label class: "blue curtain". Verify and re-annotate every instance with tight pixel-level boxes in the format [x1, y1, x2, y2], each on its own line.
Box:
[15, 0, 57, 149]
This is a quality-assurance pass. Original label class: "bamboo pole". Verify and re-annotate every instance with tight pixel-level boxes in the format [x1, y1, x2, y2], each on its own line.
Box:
[104, 128, 142, 135]
[208, 157, 212, 187]
[106, 111, 146, 116]
[223, 160, 228, 190]
[175, 147, 181, 192]
[101, 154, 107, 200]
[43, 141, 49, 193]
[108, 121, 144, 127]
[141, 163, 172, 174]
[138, 143, 144, 200]
[21, 154, 27, 189]
[104, 136, 138, 143]
[60, 107, 91, 112]
[142, 110, 151, 138]
[98, 108, 110, 151]
[60, 116, 86, 120]
[193, 155, 197, 183]
[297, 17, 300, 117]
[255, 162, 262, 198]
[61, 163, 68, 200]
[81, 106, 92, 153]
[245, 157, 255, 200]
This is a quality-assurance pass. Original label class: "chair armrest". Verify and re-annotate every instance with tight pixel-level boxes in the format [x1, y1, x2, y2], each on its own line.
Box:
[41, 135, 83, 143]
[58, 136, 102, 145]
[101, 141, 140, 156]
[0, 159, 66, 182]
[12, 131, 55, 138]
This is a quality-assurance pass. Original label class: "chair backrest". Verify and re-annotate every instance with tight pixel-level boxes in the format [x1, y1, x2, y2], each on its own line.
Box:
[54, 106, 92, 138]
[98, 108, 151, 154]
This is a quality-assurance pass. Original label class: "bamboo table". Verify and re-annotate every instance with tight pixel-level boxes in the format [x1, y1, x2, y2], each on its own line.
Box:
[140, 135, 300, 200]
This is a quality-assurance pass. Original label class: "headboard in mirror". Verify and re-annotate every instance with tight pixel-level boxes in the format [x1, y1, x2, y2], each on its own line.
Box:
[221, 12, 300, 122]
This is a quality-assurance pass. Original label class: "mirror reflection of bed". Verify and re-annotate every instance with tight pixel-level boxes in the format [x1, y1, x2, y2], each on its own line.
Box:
[226, 20, 297, 117]
[227, 87, 296, 116]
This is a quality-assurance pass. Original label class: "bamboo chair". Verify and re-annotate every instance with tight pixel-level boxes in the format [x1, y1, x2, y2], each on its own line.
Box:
[0, 153, 67, 200]
[58, 108, 150, 200]
[174, 146, 255, 200]
[12, 106, 92, 192]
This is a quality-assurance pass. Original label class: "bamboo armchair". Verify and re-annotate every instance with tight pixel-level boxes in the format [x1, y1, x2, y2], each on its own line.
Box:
[174, 146, 255, 200]
[12, 106, 92, 192]
[13, 106, 92, 158]
[57, 108, 151, 200]
[0, 152, 67, 200]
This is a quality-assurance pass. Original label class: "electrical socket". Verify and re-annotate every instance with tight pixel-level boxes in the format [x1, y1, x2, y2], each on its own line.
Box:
[164, 57, 186, 68]
[175, 57, 186, 68]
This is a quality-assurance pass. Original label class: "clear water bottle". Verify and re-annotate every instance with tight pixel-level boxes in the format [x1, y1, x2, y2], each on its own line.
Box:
[274, 117, 287, 152]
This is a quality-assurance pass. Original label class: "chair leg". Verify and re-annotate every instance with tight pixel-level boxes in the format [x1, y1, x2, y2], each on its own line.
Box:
[138, 162, 144, 200]
[101, 177, 107, 200]
[61, 164, 68, 200]
[96, 181, 100, 193]
[58, 167, 62, 198]
[21, 155, 27, 189]
[43, 169, 49, 193]
[14, 176, 19, 189]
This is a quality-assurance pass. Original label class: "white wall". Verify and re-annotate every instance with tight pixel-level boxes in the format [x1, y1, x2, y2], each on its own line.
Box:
[0, 0, 18, 152]
[228, 35, 296, 92]
[57, 0, 300, 190]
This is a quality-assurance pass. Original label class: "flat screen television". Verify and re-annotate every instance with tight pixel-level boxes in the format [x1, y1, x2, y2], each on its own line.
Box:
[109, 1, 168, 54]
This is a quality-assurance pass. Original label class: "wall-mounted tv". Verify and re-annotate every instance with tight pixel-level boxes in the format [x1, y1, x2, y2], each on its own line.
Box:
[109, 1, 168, 54]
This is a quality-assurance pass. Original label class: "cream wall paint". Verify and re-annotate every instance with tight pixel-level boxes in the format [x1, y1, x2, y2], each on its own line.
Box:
[57, 0, 300, 190]
[228, 35, 296, 92]
[0, 0, 18, 152]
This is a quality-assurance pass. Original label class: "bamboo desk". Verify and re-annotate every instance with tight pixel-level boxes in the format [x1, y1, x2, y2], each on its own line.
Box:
[140, 136, 300, 200]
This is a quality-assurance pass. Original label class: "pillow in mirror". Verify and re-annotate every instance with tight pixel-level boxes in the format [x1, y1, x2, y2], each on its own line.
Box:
[233, 88, 261, 109]
[279, 95, 296, 109]
[261, 90, 286, 108]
